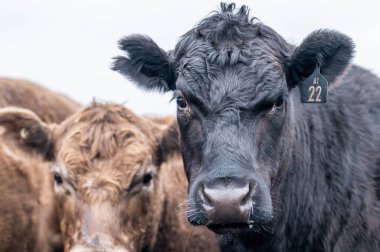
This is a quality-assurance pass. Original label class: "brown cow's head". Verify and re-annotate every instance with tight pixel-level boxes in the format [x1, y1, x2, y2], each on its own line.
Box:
[0, 103, 179, 252]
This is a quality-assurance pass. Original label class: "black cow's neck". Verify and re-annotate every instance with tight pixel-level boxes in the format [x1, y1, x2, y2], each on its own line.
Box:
[270, 99, 331, 251]
[237, 84, 379, 251]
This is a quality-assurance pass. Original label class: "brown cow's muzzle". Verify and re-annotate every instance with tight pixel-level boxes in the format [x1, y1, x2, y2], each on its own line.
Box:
[69, 203, 130, 252]
[70, 244, 129, 252]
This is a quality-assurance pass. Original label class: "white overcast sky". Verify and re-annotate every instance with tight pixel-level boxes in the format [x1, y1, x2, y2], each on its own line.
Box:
[1, 0, 379, 115]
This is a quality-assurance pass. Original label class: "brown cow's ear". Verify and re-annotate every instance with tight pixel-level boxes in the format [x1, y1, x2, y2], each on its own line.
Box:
[154, 121, 180, 166]
[0, 107, 54, 160]
[286, 29, 355, 88]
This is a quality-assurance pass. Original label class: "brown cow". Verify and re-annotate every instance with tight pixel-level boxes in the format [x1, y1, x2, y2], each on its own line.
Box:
[0, 122, 62, 252]
[0, 77, 80, 123]
[0, 78, 80, 252]
[0, 103, 219, 252]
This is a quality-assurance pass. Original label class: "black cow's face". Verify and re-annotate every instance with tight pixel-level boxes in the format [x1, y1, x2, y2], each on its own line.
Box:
[174, 53, 288, 233]
[113, 3, 354, 236]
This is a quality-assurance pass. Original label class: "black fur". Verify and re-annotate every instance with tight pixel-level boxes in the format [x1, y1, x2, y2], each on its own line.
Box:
[113, 3, 380, 251]
[112, 34, 176, 91]
[288, 29, 355, 87]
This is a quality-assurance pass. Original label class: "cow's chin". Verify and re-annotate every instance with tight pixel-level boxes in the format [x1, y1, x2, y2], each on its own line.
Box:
[187, 201, 274, 236]
[206, 218, 273, 236]
[187, 208, 274, 236]
[207, 223, 252, 234]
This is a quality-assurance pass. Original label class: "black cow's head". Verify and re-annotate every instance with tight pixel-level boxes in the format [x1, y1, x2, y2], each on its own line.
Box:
[113, 3, 354, 235]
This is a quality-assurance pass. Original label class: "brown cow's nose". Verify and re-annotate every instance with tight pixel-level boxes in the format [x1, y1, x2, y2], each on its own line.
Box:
[70, 234, 129, 252]
[201, 180, 253, 224]
[70, 245, 129, 252]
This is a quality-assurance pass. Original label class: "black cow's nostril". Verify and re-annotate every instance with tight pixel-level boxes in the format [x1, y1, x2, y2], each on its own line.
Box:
[241, 184, 253, 205]
[200, 184, 212, 206]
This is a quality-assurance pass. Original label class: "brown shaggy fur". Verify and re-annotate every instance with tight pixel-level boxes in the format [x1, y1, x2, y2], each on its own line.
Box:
[0, 77, 80, 252]
[0, 77, 80, 123]
[0, 139, 62, 252]
[0, 103, 219, 252]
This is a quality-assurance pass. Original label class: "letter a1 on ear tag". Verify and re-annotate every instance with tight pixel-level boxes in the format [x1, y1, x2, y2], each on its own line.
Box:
[300, 65, 328, 103]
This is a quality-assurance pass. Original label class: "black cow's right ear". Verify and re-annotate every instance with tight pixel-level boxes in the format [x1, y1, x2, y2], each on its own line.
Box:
[286, 29, 355, 88]
[0, 107, 54, 160]
[112, 34, 177, 92]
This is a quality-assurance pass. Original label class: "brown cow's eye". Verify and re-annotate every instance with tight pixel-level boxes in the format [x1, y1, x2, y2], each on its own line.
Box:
[142, 173, 153, 186]
[176, 96, 187, 109]
[53, 172, 63, 185]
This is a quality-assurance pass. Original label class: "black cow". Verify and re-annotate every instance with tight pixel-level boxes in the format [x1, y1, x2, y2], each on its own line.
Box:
[112, 3, 380, 251]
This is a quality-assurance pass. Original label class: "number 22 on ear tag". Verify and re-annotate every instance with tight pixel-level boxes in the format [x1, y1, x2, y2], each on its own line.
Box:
[300, 65, 328, 103]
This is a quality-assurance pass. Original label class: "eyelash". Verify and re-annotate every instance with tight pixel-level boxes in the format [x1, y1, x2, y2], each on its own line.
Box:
[258, 96, 284, 110]
[171, 90, 182, 101]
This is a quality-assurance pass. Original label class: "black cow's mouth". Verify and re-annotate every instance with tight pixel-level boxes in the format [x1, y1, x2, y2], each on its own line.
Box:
[207, 223, 251, 234]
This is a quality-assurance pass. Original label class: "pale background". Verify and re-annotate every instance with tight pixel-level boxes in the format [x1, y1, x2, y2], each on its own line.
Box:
[1, 0, 378, 115]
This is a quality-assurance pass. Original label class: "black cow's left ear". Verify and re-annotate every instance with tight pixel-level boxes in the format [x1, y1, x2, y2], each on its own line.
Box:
[112, 34, 177, 92]
[287, 29, 355, 88]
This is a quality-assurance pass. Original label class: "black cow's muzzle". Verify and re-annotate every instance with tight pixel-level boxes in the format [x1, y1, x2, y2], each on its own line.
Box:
[188, 176, 273, 234]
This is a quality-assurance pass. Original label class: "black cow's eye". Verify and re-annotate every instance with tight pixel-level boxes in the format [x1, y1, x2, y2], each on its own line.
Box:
[275, 96, 284, 108]
[142, 173, 153, 186]
[176, 96, 187, 109]
[53, 172, 63, 185]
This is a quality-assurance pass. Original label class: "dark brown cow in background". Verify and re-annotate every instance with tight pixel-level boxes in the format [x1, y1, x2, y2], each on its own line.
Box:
[0, 103, 219, 252]
[0, 77, 80, 123]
